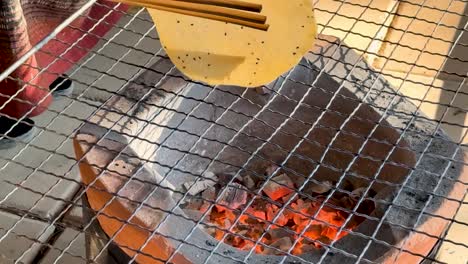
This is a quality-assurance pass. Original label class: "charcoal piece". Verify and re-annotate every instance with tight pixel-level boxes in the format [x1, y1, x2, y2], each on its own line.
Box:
[218, 183, 248, 209]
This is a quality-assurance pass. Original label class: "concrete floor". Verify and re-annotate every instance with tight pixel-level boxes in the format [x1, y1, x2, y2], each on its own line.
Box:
[0, 4, 466, 264]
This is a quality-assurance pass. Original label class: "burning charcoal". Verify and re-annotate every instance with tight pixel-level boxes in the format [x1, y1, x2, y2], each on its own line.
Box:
[224, 219, 232, 229]
[265, 164, 279, 176]
[238, 229, 248, 236]
[210, 207, 228, 226]
[204, 171, 217, 180]
[242, 241, 256, 251]
[246, 205, 267, 221]
[217, 172, 242, 185]
[266, 203, 278, 221]
[321, 226, 342, 241]
[291, 199, 318, 227]
[184, 172, 218, 196]
[199, 201, 212, 214]
[184, 209, 205, 221]
[268, 228, 291, 241]
[263, 173, 294, 201]
[202, 186, 216, 201]
[274, 211, 290, 227]
[184, 180, 217, 195]
[251, 224, 266, 240]
[340, 179, 355, 192]
[267, 206, 288, 226]
[215, 229, 225, 240]
[219, 183, 248, 210]
[184, 198, 204, 210]
[205, 227, 216, 236]
[226, 233, 245, 248]
[282, 192, 296, 203]
[183, 181, 196, 193]
[351, 187, 367, 198]
[307, 180, 332, 194]
[300, 243, 317, 253]
[265, 237, 293, 254]
[303, 225, 323, 241]
[262, 247, 275, 255]
[339, 196, 356, 211]
[242, 175, 256, 190]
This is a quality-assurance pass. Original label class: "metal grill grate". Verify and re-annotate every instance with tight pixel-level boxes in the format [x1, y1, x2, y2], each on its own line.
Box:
[0, 0, 467, 264]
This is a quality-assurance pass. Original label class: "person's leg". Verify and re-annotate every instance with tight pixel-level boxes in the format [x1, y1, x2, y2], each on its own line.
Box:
[0, 75, 74, 149]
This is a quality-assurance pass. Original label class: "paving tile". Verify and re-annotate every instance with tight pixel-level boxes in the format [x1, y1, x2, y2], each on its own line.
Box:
[375, 0, 468, 79]
[315, 0, 398, 64]
[70, 9, 162, 102]
[40, 225, 119, 264]
[40, 228, 86, 264]
[435, 195, 468, 264]
[380, 71, 468, 146]
[0, 98, 97, 220]
[0, 211, 55, 263]
[63, 199, 84, 228]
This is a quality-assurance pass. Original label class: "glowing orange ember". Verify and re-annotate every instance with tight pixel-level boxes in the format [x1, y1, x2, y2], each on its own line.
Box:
[183, 167, 375, 256]
[204, 184, 374, 255]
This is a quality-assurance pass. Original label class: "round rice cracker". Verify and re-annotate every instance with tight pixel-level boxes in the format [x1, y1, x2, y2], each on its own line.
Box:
[148, 0, 317, 87]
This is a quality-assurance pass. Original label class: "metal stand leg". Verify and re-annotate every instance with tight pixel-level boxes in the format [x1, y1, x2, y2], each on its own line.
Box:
[82, 195, 120, 264]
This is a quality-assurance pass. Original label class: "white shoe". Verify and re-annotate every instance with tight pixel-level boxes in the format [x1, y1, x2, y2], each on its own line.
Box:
[0, 116, 36, 150]
[50, 75, 74, 99]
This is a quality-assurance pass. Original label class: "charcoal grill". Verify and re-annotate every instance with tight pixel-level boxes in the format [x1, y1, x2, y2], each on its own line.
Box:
[0, 1, 467, 264]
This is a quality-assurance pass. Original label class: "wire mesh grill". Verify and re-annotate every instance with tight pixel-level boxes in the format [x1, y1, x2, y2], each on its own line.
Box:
[0, 0, 467, 263]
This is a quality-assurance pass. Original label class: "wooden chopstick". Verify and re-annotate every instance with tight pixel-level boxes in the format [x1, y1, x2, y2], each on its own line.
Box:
[173, 0, 262, 12]
[128, 0, 266, 23]
[116, 0, 269, 31]
[141, 2, 269, 31]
